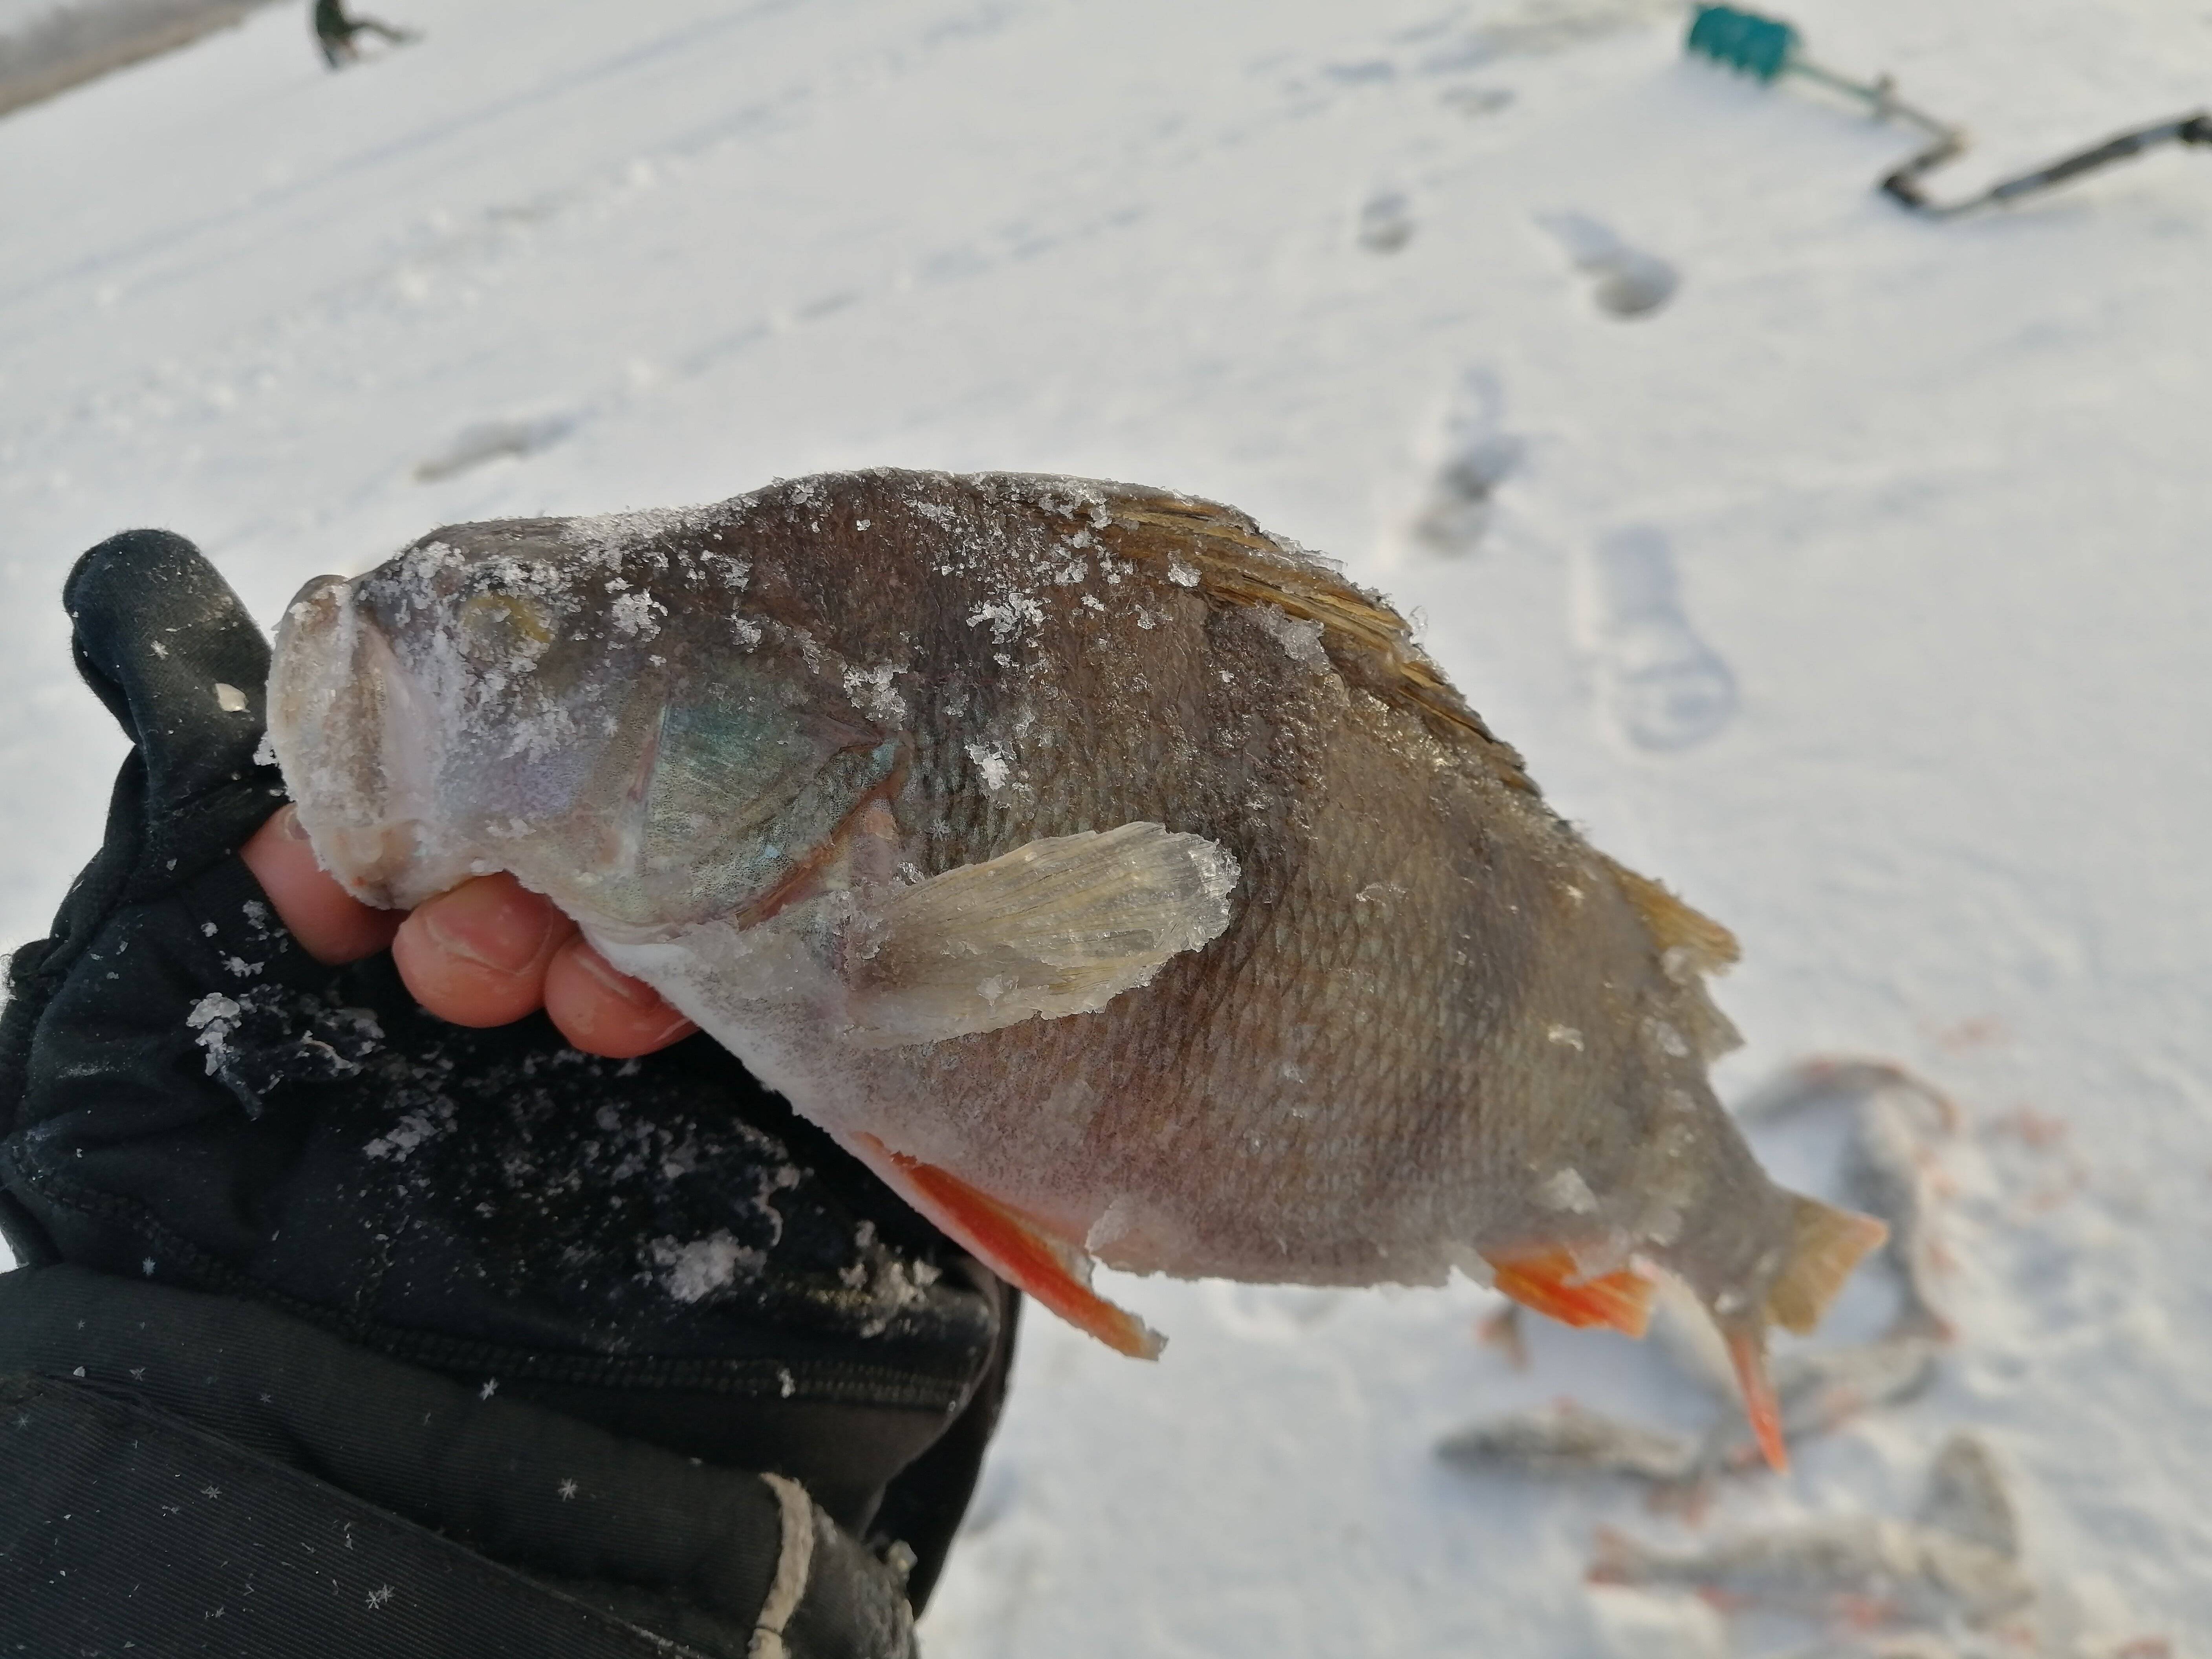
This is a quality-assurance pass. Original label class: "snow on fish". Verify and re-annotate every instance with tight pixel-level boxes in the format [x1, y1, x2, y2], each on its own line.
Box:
[267, 469, 1885, 1464]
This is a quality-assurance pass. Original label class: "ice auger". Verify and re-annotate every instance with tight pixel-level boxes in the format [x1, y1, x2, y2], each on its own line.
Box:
[1685, 4, 2211, 218]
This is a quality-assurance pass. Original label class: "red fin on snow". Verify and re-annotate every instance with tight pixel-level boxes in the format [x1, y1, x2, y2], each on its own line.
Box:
[1726, 1326, 1790, 1474]
[1483, 1246, 1655, 1337]
[845, 1133, 1165, 1359]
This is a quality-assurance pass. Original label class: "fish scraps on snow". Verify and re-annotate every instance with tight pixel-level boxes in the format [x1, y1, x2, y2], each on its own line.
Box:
[1589, 1432, 2034, 1637]
[269, 469, 1888, 1466]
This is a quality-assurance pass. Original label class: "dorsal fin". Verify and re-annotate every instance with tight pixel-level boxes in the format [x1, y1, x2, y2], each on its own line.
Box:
[1086, 483, 1540, 795]
[1600, 855, 1740, 975]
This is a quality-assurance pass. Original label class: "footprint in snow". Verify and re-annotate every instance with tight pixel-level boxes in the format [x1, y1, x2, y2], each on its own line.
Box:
[1576, 526, 1735, 751]
[1355, 189, 1416, 254]
[1538, 212, 1678, 319]
[1439, 84, 1514, 118]
[1399, 367, 1523, 557]
[414, 413, 576, 483]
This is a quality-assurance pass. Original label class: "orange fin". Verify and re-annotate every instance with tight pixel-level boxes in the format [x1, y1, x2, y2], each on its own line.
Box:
[1484, 1246, 1655, 1337]
[1726, 1326, 1790, 1473]
[845, 1133, 1165, 1359]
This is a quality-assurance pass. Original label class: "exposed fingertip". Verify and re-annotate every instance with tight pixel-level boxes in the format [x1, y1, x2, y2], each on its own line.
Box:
[544, 937, 696, 1058]
[394, 874, 572, 1027]
[241, 806, 401, 965]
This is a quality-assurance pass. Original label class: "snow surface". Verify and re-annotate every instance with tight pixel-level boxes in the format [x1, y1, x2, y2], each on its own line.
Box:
[4, 1, 2210, 1654]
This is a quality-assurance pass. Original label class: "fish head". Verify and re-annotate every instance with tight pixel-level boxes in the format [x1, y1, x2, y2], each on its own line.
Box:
[269, 517, 902, 928]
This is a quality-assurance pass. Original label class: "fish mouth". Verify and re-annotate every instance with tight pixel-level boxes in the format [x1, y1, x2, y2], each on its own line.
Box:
[268, 573, 468, 908]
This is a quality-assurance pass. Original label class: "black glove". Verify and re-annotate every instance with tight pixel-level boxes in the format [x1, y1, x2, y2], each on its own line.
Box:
[0, 530, 1016, 1657]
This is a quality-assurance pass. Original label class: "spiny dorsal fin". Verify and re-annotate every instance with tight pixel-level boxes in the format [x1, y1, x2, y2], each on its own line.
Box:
[1764, 1194, 1888, 1335]
[1602, 856, 1740, 976]
[1087, 483, 1538, 795]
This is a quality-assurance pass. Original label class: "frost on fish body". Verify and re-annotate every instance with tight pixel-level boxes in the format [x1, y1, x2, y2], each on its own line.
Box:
[269, 471, 1879, 1411]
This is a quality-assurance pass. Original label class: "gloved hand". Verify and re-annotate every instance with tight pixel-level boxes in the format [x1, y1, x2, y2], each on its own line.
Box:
[0, 530, 1016, 1658]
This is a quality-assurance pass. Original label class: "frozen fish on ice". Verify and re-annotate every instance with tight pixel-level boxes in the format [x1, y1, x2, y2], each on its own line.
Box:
[269, 470, 1885, 1458]
[1914, 1435, 2018, 1563]
[1590, 1434, 2032, 1630]
[1742, 1058, 1955, 1338]
[1588, 1515, 2029, 1630]
[1694, 1333, 1944, 1475]
[1438, 1399, 1701, 1483]
[1439, 1331, 1940, 1493]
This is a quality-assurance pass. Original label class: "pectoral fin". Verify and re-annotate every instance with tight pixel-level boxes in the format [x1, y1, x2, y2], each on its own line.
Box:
[1483, 1245, 1656, 1337]
[843, 822, 1239, 1045]
[844, 1133, 1165, 1359]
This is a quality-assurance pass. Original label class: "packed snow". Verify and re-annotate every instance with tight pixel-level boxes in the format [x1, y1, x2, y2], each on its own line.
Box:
[4, 1, 2210, 1655]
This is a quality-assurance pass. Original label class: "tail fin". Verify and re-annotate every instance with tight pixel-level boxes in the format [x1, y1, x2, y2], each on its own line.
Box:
[1765, 1195, 1888, 1334]
[1721, 1194, 1888, 1473]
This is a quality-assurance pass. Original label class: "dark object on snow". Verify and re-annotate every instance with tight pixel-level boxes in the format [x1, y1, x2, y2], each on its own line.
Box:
[0, 529, 1016, 1655]
[1880, 110, 2212, 218]
[1686, 4, 2212, 218]
[315, 0, 416, 69]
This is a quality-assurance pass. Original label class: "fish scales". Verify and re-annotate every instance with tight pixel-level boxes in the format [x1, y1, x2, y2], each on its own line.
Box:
[270, 469, 1881, 1444]
[604, 472, 1680, 1279]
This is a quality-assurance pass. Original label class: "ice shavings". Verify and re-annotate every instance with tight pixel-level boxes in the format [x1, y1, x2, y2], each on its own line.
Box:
[843, 663, 907, 725]
[364, 1103, 455, 1163]
[649, 1230, 767, 1301]
[186, 992, 242, 1075]
[559, 504, 718, 569]
[187, 985, 383, 1114]
[608, 588, 665, 639]
[966, 742, 1012, 792]
[1252, 602, 1329, 670]
[967, 589, 1045, 644]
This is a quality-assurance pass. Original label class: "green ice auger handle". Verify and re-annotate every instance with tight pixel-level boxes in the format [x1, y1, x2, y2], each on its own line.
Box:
[1686, 4, 2208, 216]
[1684, 5, 1799, 83]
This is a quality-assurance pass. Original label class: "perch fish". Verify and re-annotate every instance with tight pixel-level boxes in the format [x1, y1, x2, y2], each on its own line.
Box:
[1589, 1432, 2033, 1630]
[268, 470, 1883, 1465]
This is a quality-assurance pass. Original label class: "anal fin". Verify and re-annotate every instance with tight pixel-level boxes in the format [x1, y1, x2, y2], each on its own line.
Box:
[846, 1132, 1165, 1359]
[1484, 1246, 1655, 1337]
